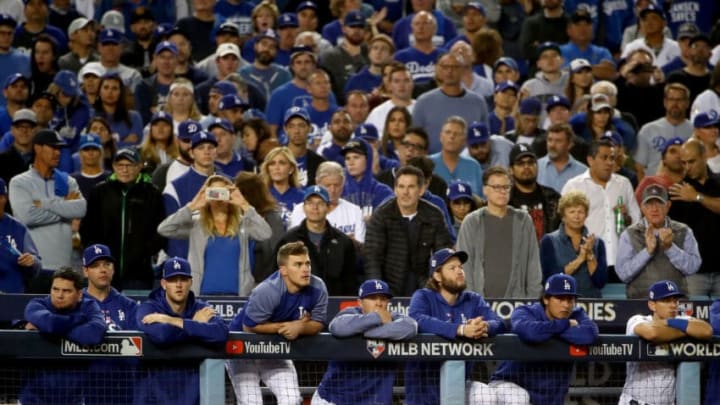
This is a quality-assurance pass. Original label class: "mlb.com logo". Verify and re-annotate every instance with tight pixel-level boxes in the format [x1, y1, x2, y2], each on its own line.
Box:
[61, 336, 143, 357]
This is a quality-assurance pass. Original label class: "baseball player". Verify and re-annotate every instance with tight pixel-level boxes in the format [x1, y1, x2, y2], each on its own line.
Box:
[490, 274, 599, 404]
[227, 241, 328, 405]
[406, 248, 506, 405]
[135, 257, 229, 405]
[313, 279, 417, 404]
[620, 280, 712, 405]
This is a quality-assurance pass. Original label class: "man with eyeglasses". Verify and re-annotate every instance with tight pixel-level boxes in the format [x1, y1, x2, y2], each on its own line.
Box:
[457, 166, 542, 298]
[81, 148, 166, 290]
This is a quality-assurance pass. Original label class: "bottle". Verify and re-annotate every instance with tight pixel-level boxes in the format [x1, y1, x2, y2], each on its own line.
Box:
[615, 196, 625, 235]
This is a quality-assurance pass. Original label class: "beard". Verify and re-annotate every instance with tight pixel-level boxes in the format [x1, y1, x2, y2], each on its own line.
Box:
[441, 277, 466, 295]
[514, 175, 536, 187]
[256, 51, 275, 66]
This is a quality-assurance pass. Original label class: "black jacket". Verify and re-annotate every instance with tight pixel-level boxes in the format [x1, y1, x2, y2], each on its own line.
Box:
[364, 198, 453, 296]
[278, 220, 358, 295]
[80, 173, 167, 289]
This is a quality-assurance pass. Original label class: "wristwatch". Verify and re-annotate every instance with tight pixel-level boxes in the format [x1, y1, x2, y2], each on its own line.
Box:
[696, 193, 704, 203]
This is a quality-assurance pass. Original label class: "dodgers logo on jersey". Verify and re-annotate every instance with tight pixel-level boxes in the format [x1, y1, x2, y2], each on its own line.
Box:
[366, 339, 386, 359]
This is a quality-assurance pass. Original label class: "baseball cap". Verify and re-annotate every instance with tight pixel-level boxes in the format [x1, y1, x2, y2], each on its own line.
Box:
[464, 2, 486, 15]
[355, 123, 379, 141]
[67, 17, 92, 36]
[296, 1, 317, 12]
[53, 70, 81, 97]
[601, 130, 624, 147]
[689, 33, 711, 47]
[641, 183, 668, 205]
[101, 10, 125, 33]
[130, 6, 154, 24]
[257, 29, 279, 42]
[191, 131, 218, 149]
[79, 64, 104, 81]
[519, 97, 542, 115]
[0, 178, 6, 196]
[217, 43, 241, 59]
[693, 110, 720, 128]
[536, 41, 561, 58]
[590, 93, 612, 112]
[244, 108, 266, 121]
[33, 129, 67, 147]
[493, 56, 519, 72]
[677, 23, 700, 40]
[0, 13, 17, 29]
[660, 136, 684, 155]
[155, 23, 173, 39]
[114, 148, 140, 163]
[648, 280, 683, 301]
[284, 106, 311, 125]
[4, 73, 29, 89]
[546, 94, 570, 112]
[344, 10, 365, 28]
[163, 257, 192, 279]
[278, 13, 299, 28]
[446, 180, 473, 202]
[217, 21, 240, 36]
[212, 80, 237, 96]
[208, 117, 234, 133]
[303, 185, 329, 203]
[12, 108, 37, 126]
[79, 133, 102, 150]
[369, 34, 395, 52]
[83, 244, 114, 266]
[178, 120, 202, 140]
[150, 111, 172, 125]
[32, 91, 57, 108]
[341, 140, 367, 156]
[218, 94, 249, 111]
[494, 80, 518, 94]
[358, 279, 393, 299]
[570, 8, 592, 24]
[467, 122, 490, 145]
[509, 143, 536, 163]
[429, 248, 468, 275]
[99, 28, 123, 45]
[570, 58, 592, 73]
[544, 274, 580, 296]
[154, 40, 178, 56]
[639, 4, 665, 19]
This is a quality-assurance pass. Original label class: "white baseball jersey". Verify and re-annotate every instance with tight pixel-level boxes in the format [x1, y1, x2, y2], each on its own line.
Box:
[289, 198, 366, 243]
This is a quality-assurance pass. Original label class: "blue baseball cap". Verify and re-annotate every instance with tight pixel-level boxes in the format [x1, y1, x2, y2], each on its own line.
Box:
[79, 133, 102, 150]
[296, 1, 317, 12]
[208, 117, 234, 133]
[467, 122, 490, 145]
[493, 56, 519, 72]
[660, 137, 684, 155]
[358, 279, 393, 299]
[639, 4, 665, 20]
[244, 108, 266, 121]
[429, 248, 468, 275]
[303, 185, 329, 203]
[464, 2, 486, 15]
[494, 80, 518, 94]
[278, 13, 299, 28]
[83, 243, 114, 266]
[212, 80, 237, 96]
[154, 40, 178, 56]
[546, 94, 571, 112]
[648, 280, 683, 301]
[446, 180, 473, 202]
[191, 131, 218, 149]
[53, 70, 81, 97]
[519, 97, 542, 115]
[163, 257, 192, 279]
[344, 10, 366, 28]
[178, 120, 202, 140]
[114, 148, 140, 163]
[693, 110, 720, 128]
[0, 13, 17, 28]
[257, 29, 279, 42]
[155, 23, 173, 39]
[536, 41, 561, 59]
[4, 73, 29, 89]
[0, 178, 7, 196]
[544, 274, 580, 296]
[99, 28, 123, 44]
[151, 111, 172, 125]
[218, 94, 249, 111]
[284, 106, 311, 125]
[601, 130, 623, 147]
[355, 123, 379, 141]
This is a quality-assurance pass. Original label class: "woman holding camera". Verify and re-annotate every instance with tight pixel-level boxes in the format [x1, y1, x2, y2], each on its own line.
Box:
[157, 175, 272, 296]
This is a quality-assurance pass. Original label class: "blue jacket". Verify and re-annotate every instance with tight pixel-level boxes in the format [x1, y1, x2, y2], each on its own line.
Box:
[0, 213, 41, 293]
[406, 288, 504, 404]
[24, 296, 106, 345]
[341, 138, 394, 216]
[83, 288, 138, 331]
[317, 306, 417, 404]
[706, 300, 720, 405]
[491, 303, 599, 405]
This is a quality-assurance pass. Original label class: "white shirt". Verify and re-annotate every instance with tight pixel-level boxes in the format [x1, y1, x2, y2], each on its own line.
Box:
[621, 314, 681, 405]
[164, 159, 191, 189]
[561, 170, 641, 266]
[365, 99, 416, 134]
[289, 198, 366, 243]
[622, 37, 680, 68]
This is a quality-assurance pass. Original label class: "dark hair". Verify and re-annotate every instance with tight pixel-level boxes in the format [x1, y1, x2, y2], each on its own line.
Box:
[711, 63, 720, 89]
[52, 267, 84, 291]
[94, 75, 132, 127]
[482, 166, 511, 185]
[86, 116, 117, 166]
[586, 108, 614, 140]
[546, 123, 575, 143]
[234, 172, 279, 216]
[394, 165, 425, 187]
[31, 34, 60, 79]
[425, 274, 440, 292]
[404, 126, 429, 150]
[407, 156, 434, 182]
[277, 241, 309, 267]
[381, 106, 412, 156]
[239, 118, 274, 162]
[588, 138, 615, 158]
[472, 27, 503, 66]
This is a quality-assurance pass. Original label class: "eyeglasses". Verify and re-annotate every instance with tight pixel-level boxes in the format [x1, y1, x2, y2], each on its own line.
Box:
[114, 163, 136, 170]
[402, 141, 426, 151]
[486, 184, 512, 192]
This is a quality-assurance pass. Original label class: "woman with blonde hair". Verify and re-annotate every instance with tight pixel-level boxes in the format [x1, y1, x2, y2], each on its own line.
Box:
[163, 78, 204, 133]
[137, 111, 179, 175]
[157, 174, 272, 296]
[260, 146, 305, 227]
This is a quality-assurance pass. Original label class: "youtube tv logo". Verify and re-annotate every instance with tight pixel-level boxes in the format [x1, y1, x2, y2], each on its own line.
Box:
[226, 340, 245, 354]
[569, 345, 588, 357]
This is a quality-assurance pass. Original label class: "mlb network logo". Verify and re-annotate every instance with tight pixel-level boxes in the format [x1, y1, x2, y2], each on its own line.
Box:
[61, 336, 143, 357]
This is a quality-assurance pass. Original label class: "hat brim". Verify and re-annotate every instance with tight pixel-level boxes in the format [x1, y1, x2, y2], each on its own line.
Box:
[192, 139, 219, 149]
[85, 254, 114, 266]
[513, 152, 536, 162]
[650, 291, 684, 301]
[163, 272, 192, 279]
[340, 147, 367, 156]
[641, 195, 667, 205]
[360, 291, 393, 299]
[434, 251, 469, 272]
[80, 143, 102, 150]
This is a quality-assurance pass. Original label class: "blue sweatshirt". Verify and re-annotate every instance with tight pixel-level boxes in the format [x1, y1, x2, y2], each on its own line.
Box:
[341, 138, 394, 217]
[316, 306, 418, 404]
[24, 296, 106, 345]
[0, 213, 41, 293]
[83, 288, 138, 331]
[491, 303, 599, 405]
[406, 288, 505, 404]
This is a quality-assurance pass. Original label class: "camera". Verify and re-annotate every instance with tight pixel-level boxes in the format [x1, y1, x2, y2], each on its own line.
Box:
[206, 187, 230, 201]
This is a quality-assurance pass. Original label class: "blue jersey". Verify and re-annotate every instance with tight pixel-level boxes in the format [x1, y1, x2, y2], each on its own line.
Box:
[163, 167, 213, 258]
[488, 112, 515, 136]
[266, 81, 338, 128]
[491, 303, 598, 405]
[344, 67, 382, 94]
[82, 288, 138, 331]
[321, 20, 343, 46]
[394, 47, 442, 84]
[230, 270, 328, 330]
[270, 185, 304, 229]
[0, 214, 41, 293]
[317, 306, 417, 404]
[406, 288, 505, 404]
[665, 0, 718, 37]
[319, 142, 345, 166]
[307, 104, 338, 134]
[215, 152, 251, 178]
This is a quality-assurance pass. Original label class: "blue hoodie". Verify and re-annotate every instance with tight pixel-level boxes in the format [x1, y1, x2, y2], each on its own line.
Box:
[0, 213, 41, 293]
[341, 138, 394, 217]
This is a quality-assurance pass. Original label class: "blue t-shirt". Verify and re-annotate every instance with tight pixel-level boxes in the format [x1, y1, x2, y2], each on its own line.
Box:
[344, 67, 382, 94]
[0, 50, 31, 106]
[103, 110, 144, 148]
[559, 42, 614, 68]
[394, 47, 442, 84]
[665, 0, 718, 37]
[563, 0, 633, 53]
[215, 153, 250, 178]
[489, 113, 515, 135]
[307, 105, 338, 135]
[321, 20, 343, 46]
[202, 235, 241, 295]
[266, 82, 337, 127]
[270, 185, 304, 228]
[238, 64, 292, 99]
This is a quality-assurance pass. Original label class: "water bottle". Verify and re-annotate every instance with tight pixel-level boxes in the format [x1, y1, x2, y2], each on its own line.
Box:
[615, 196, 625, 235]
